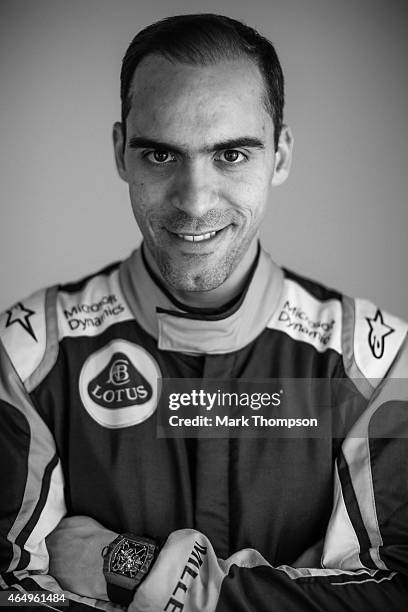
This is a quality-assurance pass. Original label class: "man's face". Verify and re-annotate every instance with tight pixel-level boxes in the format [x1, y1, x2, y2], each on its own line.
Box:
[114, 54, 292, 293]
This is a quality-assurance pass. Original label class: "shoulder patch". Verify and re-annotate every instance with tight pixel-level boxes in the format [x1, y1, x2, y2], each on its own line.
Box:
[57, 267, 134, 339]
[0, 289, 48, 384]
[267, 278, 342, 353]
[353, 299, 408, 380]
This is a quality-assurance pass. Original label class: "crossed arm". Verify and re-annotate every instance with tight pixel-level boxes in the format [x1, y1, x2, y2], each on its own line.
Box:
[44, 512, 408, 612]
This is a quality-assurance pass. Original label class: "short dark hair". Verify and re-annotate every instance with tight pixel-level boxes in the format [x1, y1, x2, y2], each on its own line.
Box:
[120, 14, 285, 150]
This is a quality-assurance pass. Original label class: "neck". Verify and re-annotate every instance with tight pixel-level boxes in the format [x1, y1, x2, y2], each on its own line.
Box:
[143, 239, 259, 310]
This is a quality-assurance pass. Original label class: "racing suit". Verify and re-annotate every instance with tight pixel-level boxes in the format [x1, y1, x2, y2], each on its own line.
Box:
[1, 245, 408, 611]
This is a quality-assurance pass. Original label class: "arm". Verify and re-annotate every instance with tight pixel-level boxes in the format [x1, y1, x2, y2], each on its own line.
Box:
[0, 339, 119, 611]
[135, 336, 408, 610]
[132, 335, 408, 610]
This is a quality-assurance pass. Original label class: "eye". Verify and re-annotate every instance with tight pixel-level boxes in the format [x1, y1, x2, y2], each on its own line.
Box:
[217, 150, 247, 164]
[145, 150, 176, 164]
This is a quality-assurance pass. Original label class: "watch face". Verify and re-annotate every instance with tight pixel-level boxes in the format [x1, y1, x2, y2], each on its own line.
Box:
[111, 539, 151, 579]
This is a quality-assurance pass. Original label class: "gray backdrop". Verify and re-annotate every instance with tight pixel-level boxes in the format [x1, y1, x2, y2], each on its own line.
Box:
[1, 0, 407, 317]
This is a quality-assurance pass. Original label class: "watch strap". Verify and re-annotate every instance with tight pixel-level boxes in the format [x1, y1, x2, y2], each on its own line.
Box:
[107, 582, 135, 606]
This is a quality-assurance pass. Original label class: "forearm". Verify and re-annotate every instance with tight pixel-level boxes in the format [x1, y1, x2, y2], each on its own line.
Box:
[42, 519, 408, 612]
[46, 516, 117, 601]
[130, 529, 408, 612]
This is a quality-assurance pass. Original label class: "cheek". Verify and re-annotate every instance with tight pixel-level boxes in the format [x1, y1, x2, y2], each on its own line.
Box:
[129, 175, 168, 207]
[128, 179, 155, 210]
[232, 174, 271, 223]
[129, 183, 150, 227]
[128, 181, 168, 235]
[129, 179, 148, 202]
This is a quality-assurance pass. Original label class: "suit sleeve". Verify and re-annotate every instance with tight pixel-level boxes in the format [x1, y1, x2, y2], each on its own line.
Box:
[0, 340, 119, 612]
[128, 339, 408, 612]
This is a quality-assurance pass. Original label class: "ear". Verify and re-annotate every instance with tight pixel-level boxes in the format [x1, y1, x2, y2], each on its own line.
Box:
[112, 122, 128, 181]
[271, 125, 294, 186]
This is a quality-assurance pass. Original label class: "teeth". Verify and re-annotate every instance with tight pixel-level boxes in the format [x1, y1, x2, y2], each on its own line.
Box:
[177, 231, 217, 242]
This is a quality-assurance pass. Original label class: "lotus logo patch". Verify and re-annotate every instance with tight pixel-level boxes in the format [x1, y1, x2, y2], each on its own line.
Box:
[366, 309, 394, 359]
[79, 340, 161, 428]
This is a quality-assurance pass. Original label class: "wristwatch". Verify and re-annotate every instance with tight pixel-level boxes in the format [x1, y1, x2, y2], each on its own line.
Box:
[102, 533, 159, 605]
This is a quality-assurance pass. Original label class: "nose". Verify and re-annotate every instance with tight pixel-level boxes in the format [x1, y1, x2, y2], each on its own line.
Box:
[169, 159, 218, 217]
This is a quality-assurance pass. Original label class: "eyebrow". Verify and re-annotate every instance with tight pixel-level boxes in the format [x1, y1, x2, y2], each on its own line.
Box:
[127, 136, 265, 154]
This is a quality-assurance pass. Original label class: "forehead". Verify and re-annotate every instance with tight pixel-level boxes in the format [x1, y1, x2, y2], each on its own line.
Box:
[126, 54, 273, 146]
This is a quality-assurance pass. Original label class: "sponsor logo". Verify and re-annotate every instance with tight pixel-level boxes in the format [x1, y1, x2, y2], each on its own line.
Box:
[64, 294, 125, 332]
[278, 300, 335, 346]
[366, 309, 394, 359]
[79, 340, 161, 428]
[5, 302, 37, 341]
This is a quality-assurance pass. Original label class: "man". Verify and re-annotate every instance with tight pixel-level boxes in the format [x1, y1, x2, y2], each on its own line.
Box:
[1, 13, 407, 611]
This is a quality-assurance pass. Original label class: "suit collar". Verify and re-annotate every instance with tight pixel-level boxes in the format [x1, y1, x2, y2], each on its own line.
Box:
[120, 244, 283, 354]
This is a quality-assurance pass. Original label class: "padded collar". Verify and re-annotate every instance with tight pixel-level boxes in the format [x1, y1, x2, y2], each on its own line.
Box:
[120, 245, 283, 354]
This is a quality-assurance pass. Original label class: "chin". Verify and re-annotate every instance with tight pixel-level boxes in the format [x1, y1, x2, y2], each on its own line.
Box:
[160, 260, 230, 293]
